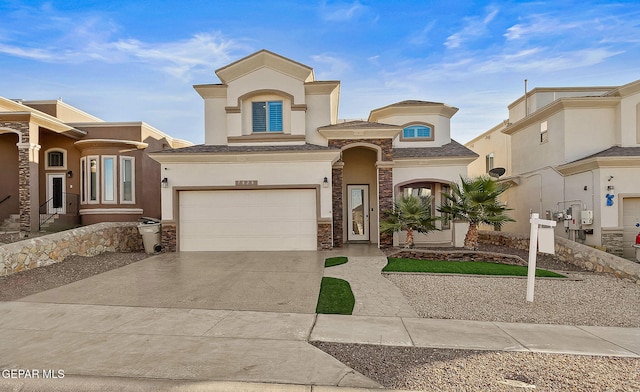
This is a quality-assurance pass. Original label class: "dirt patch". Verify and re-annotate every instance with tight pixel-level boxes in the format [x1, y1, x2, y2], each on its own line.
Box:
[0, 252, 149, 301]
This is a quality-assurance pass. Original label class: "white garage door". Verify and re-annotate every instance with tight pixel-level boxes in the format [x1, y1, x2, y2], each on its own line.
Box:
[622, 197, 640, 260]
[179, 189, 317, 251]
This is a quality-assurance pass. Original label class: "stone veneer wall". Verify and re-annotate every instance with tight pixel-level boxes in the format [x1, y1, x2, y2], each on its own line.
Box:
[1, 121, 31, 232]
[601, 231, 624, 258]
[331, 165, 344, 248]
[479, 231, 640, 284]
[161, 223, 177, 252]
[0, 222, 143, 277]
[317, 222, 332, 250]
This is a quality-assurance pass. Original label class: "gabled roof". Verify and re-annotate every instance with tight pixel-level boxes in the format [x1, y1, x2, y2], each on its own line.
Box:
[570, 146, 640, 161]
[393, 140, 479, 159]
[318, 120, 401, 139]
[556, 145, 640, 175]
[319, 120, 400, 130]
[150, 143, 336, 154]
[215, 50, 315, 83]
[369, 100, 458, 121]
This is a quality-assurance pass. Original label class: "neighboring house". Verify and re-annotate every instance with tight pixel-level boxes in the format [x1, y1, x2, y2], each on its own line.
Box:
[466, 81, 640, 260]
[150, 50, 477, 252]
[0, 97, 191, 233]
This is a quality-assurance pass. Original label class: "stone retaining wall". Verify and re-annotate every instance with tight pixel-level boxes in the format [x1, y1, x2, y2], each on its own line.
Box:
[0, 223, 143, 277]
[479, 231, 640, 284]
[388, 249, 526, 266]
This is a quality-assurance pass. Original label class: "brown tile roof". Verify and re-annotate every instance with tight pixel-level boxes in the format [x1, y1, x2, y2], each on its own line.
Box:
[393, 140, 479, 159]
[583, 146, 640, 158]
[392, 100, 445, 106]
[151, 143, 337, 154]
[567, 146, 640, 163]
[318, 120, 400, 130]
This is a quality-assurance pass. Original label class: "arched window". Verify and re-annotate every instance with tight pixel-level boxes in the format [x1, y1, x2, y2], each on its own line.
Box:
[401, 123, 434, 141]
[45, 148, 66, 170]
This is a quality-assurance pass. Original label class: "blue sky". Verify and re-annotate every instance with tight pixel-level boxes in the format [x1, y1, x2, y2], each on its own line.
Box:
[1, 0, 639, 144]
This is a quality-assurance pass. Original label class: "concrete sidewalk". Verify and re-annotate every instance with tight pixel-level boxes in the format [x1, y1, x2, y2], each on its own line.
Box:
[1, 302, 638, 390]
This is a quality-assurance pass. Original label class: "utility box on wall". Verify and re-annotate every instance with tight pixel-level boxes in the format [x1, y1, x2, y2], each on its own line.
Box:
[581, 210, 593, 225]
[568, 205, 582, 230]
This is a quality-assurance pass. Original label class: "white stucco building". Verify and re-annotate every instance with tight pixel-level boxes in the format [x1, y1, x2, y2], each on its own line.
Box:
[150, 50, 478, 252]
[466, 81, 640, 260]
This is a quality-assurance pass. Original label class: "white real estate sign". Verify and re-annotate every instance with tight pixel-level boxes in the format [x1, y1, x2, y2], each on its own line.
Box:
[527, 213, 557, 302]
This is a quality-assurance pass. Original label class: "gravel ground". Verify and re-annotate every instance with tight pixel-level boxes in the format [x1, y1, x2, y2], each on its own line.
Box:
[0, 252, 149, 301]
[385, 272, 640, 327]
[313, 342, 640, 391]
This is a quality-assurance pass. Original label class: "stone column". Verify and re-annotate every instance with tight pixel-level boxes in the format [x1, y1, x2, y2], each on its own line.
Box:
[377, 165, 394, 248]
[332, 162, 344, 248]
[16, 142, 40, 233]
[161, 222, 177, 252]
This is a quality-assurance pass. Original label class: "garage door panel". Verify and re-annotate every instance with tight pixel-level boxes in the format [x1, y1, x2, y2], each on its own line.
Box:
[179, 189, 317, 251]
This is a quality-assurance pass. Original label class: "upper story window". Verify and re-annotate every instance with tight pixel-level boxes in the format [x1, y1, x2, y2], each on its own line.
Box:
[486, 152, 494, 173]
[252, 101, 283, 133]
[401, 123, 434, 141]
[540, 121, 548, 143]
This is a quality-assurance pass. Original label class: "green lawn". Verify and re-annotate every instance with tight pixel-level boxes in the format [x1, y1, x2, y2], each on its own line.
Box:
[325, 256, 348, 268]
[383, 258, 566, 278]
[316, 277, 355, 315]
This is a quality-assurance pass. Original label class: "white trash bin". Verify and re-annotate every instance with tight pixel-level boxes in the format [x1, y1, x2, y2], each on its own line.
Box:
[633, 244, 640, 263]
[138, 218, 161, 254]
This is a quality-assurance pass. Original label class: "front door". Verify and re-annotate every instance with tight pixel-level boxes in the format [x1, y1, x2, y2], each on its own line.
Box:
[47, 174, 65, 214]
[347, 184, 369, 241]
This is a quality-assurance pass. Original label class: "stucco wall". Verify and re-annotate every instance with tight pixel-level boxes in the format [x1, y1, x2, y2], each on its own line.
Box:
[478, 230, 640, 284]
[160, 160, 334, 221]
[0, 222, 143, 277]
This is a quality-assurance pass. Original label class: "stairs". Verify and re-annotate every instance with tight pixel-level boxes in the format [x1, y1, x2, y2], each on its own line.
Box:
[0, 214, 20, 232]
[39, 213, 60, 230]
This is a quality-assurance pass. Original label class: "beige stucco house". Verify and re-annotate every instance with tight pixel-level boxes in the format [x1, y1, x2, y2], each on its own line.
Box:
[0, 97, 191, 233]
[466, 80, 640, 260]
[150, 50, 477, 252]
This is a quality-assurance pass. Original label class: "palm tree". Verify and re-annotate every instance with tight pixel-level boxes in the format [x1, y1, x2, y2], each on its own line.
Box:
[381, 195, 438, 248]
[438, 175, 514, 250]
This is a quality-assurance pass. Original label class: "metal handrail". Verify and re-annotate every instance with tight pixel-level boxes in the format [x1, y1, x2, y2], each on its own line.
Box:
[0, 195, 10, 205]
[39, 193, 80, 229]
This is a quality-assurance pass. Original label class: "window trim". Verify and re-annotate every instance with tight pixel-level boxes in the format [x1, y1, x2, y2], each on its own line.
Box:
[101, 155, 117, 204]
[87, 155, 99, 204]
[252, 100, 284, 133]
[400, 122, 435, 141]
[486, 152, 494, 173]
[80, 157, 86, 204]
[120, 156, 135, 204]
[440, 184, 451, 230]
[44, 148, 67, 170]
[540, 121, 548, 144]
[399, 182, 435, 213]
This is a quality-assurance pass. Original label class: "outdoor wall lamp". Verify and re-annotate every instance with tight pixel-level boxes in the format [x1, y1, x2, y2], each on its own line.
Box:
[323, 177, 329, 188]
[66, 170, 72, 178]
[161, 177, 168, 188]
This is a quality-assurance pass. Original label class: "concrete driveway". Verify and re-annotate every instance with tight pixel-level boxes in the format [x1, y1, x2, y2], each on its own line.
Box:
[19, 251, 325, 314]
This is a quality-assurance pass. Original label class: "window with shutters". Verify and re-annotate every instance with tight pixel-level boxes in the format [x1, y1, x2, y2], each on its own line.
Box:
[252, 101, 283, 133]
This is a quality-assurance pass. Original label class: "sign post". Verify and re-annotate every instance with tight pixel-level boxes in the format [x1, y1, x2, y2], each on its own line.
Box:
[527, 213, 557, 302]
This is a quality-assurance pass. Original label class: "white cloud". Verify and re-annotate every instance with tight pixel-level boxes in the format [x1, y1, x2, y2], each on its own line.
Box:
[0, 32, 245, 81]
[0, 44, 55, 60]
[445, 7, 499, 49]
[320, 1, 368, 22]
[310, 53, 351, 79]
[505, 14, 579, 41]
